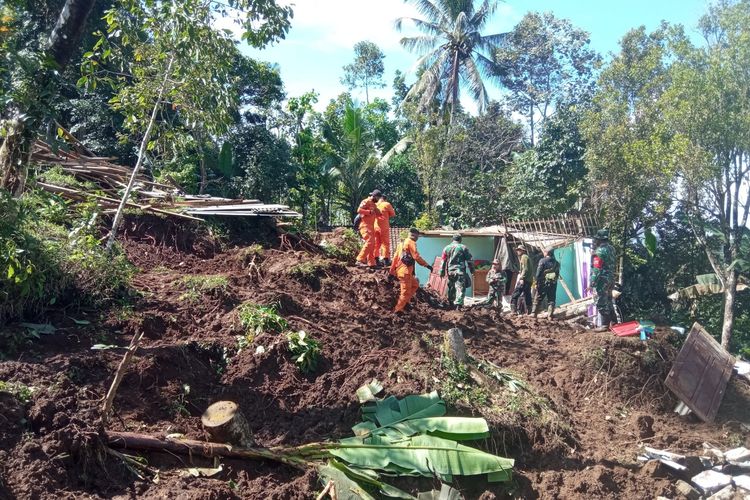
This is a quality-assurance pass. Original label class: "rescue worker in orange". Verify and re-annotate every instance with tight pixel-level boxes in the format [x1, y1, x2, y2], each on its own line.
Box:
[389, 228, 433, 313]
[356, 190, 382, 268]
[373, 194, 396, 266]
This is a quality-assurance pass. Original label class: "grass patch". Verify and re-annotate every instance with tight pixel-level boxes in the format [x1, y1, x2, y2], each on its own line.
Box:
[178, 274, 229, 302]
[288, 260, 331, 280]
[439, 357, 490, 407]
[0, 380, 35, 404]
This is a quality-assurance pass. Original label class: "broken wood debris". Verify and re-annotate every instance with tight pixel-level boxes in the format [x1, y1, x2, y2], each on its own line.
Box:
[29, 140, 302, 220]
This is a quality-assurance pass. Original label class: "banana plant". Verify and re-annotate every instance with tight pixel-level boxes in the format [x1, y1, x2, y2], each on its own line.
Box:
[317, 389, 514, 498]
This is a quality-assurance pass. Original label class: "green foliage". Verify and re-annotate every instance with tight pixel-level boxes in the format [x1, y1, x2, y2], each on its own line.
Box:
[288, 260, 331, 281]
[237, 302, 287, 340]
[440, 357, 490, 408]
[1, 189, 132, 326]
[413, 211, 439, 231]
[286, 330, 321, 374]
[335, 391, 514, 484]
[0, 380, 35, 404]
[178, 274, 229, 303]
[582, 23, 678, 246]
[320, 229, 360, 261]
[371, 152, 425, 227]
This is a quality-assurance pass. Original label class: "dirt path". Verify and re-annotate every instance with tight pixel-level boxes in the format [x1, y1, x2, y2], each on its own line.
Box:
[1, 220, 748, 499]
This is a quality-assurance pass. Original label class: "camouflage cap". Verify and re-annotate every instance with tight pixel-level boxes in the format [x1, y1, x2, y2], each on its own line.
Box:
[452, 233, 462, 241]
[594, 229, 610, 241]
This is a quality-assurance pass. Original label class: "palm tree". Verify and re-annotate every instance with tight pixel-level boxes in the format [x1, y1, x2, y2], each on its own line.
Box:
[324, 103, 378, 217]
[396, 0, 506, 123]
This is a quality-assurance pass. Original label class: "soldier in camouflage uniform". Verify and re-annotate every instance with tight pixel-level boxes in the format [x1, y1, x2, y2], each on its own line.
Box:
[439, 234, 475, 309]
[588, 229, 616, 331]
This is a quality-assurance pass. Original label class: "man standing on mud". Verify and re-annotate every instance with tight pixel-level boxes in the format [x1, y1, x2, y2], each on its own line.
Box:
[587, 229, 616, 331]
[510, 245, 533, 315]
[439, 234, 474, 310]
[355, 190, 381, 268]
[532, 248, 560, 319]
[373, 194, 396, 266]
[390, 228, 432, 313]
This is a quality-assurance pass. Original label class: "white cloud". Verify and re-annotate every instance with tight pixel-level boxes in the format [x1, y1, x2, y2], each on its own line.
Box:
[286, 0, 420, 51]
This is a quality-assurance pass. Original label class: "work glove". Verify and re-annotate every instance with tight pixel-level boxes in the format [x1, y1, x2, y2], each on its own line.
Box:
[426, 265, 433, 272]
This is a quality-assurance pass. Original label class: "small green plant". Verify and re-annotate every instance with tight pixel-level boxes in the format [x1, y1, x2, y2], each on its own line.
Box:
[413, 211, 439, 231]
[0, 381, 35, 404]
[439, 357, 490, 407]
[288, 260, 330, 280]
[237, 302, 287, 343]
[320, 229, 360, 261]
[169, 384, 191, 417]
[287, 330, 321, 374]
[179, 274, 229, 302]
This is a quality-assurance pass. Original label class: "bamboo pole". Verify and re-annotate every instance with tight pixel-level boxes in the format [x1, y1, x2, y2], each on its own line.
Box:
[102, 331, 144, 426]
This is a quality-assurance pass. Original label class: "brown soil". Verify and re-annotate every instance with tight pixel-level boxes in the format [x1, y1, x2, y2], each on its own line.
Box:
[1, 216, 748, 499]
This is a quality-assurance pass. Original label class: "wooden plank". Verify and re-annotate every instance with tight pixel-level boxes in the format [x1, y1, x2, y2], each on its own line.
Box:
[664, 322, 735, 422]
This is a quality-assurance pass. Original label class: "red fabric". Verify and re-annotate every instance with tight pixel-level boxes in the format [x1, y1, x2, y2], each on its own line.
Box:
[593, 255, 603, 269]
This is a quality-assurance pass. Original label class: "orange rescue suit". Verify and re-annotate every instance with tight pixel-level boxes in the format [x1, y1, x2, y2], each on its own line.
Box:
[389, 237, 428, 312]
[356, 197, 380, 266]
[373, 200, 396, 260]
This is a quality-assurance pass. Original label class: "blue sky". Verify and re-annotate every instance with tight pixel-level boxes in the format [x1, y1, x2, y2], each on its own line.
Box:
[232, 0, 711, 111]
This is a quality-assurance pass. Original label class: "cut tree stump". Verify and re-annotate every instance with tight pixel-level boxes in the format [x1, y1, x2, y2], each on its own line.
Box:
[201, 401, 253, 447]
[443, 328, 467, 363]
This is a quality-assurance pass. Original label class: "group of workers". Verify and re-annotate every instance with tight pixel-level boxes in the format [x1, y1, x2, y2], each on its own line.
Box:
[354, 190, 617, 327]
[355, 189, 396, 268]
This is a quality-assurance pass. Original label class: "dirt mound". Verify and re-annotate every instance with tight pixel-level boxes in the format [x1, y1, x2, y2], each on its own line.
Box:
[1, 217, 748, 499]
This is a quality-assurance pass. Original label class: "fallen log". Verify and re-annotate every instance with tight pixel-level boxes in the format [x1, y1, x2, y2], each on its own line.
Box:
[105, 431, 323, 469]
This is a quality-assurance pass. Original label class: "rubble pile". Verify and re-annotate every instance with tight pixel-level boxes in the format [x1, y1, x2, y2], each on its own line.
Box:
[640, 444, 750, 499]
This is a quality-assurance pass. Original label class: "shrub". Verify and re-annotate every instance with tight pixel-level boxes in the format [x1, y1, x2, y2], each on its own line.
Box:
[287, 330, 321, 373]
[0, 189, 133, 327]
[237, 302, 287, 340]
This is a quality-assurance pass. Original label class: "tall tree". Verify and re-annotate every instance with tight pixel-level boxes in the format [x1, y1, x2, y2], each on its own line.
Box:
[493, 11, 600, 145]
[83, 0, 292, 249]
[662, 0, 750, 349]
[582, 24, 678, 248]
[341, 41, 386, 104]
[1, 0, 97, 193]
[396, 0, 506, 123]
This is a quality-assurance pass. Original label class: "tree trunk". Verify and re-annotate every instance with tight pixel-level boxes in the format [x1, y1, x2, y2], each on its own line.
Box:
[48, 0, 97, 70]
[105, 431, 312, 469]
[106, 55, 174, 251]
[443, 328, 467, 363]
[720, 267, 737, 350]
[1, 0, 96, 193]
[529, 103, 535, 147]
[0, 119, 24, 192]
[201, 401, 253, 447]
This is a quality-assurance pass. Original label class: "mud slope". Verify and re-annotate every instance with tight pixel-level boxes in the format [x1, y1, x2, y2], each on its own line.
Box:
[0, 218, 748, 499]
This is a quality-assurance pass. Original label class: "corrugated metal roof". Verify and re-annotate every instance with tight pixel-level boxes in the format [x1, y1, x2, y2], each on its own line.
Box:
[420, 226, 582, 249]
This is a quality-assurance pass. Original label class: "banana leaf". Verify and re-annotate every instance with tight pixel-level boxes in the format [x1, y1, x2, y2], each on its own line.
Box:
[356, 379, 384, 403]
[416, 484, 463, 500]
[319, 460, 415, 499]
[372, 391, 446, 426]
[354, 417, 490, 442]
[330, 434, 514, 482]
